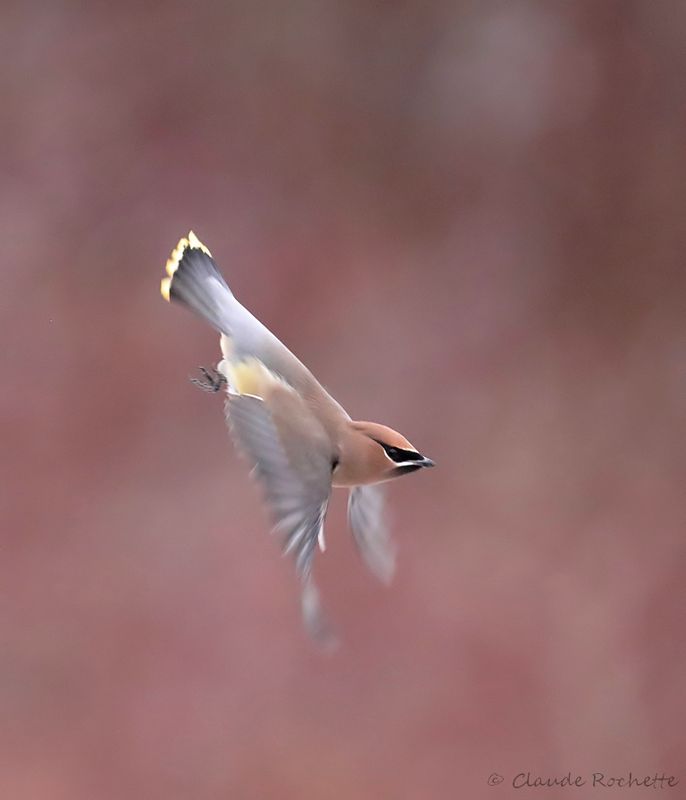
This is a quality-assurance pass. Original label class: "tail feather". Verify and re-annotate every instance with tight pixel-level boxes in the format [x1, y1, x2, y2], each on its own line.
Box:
[161, 231, 234, 334]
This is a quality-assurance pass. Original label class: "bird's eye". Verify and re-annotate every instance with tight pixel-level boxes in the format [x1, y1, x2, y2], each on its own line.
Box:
[386, 447, 400, 458]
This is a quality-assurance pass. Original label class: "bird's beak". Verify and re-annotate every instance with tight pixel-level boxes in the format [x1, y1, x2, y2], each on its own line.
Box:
[420, 456, 435, 468]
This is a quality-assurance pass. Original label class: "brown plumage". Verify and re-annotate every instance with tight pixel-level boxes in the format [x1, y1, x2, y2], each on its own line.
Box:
[161, 232, 434, 645]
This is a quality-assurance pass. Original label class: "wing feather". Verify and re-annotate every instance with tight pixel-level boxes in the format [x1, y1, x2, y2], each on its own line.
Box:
[225, 382, 337, 646]
[348, 485, 396, 584]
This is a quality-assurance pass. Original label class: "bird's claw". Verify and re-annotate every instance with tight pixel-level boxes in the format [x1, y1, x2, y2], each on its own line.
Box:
[190, 366, 227, 393]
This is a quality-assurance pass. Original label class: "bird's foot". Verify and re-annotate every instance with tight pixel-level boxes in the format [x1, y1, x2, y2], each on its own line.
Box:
[190, 366, 227, 393]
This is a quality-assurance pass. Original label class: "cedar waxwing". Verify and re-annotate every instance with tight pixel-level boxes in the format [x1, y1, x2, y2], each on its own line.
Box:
[161, 232, 434, 645]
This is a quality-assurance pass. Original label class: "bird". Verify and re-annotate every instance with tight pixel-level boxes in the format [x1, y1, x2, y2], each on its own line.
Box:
[161, 232, 434, 645]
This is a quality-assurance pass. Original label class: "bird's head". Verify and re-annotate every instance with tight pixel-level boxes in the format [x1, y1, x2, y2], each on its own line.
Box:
[350, 421, 435, 481]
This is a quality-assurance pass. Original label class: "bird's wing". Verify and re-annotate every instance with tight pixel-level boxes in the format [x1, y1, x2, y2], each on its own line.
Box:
[224, 362, 337, 645]
[348, 485, 396, 584]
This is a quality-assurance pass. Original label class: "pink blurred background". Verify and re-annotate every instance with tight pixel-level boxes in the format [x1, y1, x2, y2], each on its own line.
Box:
[2, 2, 685, 798]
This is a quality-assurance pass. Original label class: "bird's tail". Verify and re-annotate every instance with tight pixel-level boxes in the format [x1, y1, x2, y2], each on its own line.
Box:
[160, 232, 235, 333]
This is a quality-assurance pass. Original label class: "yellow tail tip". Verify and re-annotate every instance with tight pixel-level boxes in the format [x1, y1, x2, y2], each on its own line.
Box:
[164, 232, 212, 277]
[187, 230, 211, 256]
[161, 231, 212, 302]
[165, 236, 188, 278]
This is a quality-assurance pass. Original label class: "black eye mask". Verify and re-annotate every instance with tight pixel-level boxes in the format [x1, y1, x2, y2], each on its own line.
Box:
[372, 440, 423, 464]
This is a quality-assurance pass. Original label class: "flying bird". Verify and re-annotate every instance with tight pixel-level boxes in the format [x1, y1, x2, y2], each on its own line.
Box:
[161, 232, 434, 645]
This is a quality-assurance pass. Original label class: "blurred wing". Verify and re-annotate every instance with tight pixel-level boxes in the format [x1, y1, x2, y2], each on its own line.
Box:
[348, 485, 395, 584]
[226, 389, 337, 646]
